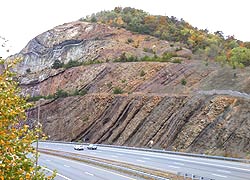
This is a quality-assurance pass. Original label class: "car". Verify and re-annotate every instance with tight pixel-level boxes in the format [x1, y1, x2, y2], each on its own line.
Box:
[87, 144, 97, 150]
[74, 145, 84, 150]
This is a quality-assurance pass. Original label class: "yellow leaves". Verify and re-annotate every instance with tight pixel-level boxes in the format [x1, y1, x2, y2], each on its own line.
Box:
[0, 58, 54, 179]
[24, 125, 29, 129]
[116, 16, 124, 25]
[25, 173, 31, 179]
[0, 139, 4, 145]
[8, 147, 14, 153]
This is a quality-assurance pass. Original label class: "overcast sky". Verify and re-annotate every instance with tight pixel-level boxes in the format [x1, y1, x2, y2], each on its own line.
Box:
[0, 0, 249, 58]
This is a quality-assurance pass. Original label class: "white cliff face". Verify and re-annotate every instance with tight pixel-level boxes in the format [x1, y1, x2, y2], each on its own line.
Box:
[9, 20, 188, 79]
[7, 22, 95, 74]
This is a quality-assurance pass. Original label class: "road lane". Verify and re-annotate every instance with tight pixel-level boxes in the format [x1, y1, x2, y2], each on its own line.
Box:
[39, 153, 139, 180]
[39, 142, 250, 180]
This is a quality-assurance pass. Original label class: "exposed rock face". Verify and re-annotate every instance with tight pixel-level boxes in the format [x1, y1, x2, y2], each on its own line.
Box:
[27, 93, 250, 158]
[9, 21, 185, 75]
[10, 21, 250, 158]
[23, 60, 250, 158]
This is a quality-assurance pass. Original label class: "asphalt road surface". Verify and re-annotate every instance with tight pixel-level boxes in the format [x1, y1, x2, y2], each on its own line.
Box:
[38, 142, 250, 180]
[39, 153, 140, 180]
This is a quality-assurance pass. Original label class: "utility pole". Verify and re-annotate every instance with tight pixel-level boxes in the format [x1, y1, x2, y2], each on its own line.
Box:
[35, 99, 42, 175]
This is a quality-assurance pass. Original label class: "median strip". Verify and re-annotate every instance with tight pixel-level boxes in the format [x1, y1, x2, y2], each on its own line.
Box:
[39, 148, 186, 180]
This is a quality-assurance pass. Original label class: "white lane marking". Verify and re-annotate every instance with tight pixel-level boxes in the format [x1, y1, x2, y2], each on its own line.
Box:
[116, 153, 123, 156]
[174, 162, 184, 166]
[142, 157, 151, 160]
[168, 165, 180, 168]
[82, 163, 137, 180]
[46, 159, 51, 162]
[111, 155, 118, 158]
[212, 173, 227, 178]
[136, 160, 145, 163]
[42, 167, 72, 180]
[85, 172, 94, 176]
[48, 155, 137, 180]
[217, 169, 231, 173]
[41, 142, 250, 172]
[64, 165, 70, 168]
[99, 148, 250, 172]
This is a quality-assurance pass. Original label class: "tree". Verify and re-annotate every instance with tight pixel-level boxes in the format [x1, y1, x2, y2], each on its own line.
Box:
[0, 59, 55, 179]
[229, 47, 250, 67]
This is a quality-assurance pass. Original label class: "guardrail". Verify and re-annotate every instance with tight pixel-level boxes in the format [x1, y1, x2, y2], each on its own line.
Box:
[40, 140, 250, 163]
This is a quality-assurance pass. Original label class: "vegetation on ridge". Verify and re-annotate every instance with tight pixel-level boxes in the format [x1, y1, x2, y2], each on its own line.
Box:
[27, 89, 87, 102]
[82, 7, 250, 67]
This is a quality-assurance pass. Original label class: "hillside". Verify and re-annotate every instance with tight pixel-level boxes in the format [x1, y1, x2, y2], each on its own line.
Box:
[6, 9, 250, 159]
[83, 7, 250, 68]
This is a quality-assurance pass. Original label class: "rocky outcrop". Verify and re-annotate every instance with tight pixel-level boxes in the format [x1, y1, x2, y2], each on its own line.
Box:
[10, 20, 250, 158]
[20, 60, 250, 97]
[23, 59, 250, 158]
[27, 93, 250, 158]
[9, 21, 188, 75]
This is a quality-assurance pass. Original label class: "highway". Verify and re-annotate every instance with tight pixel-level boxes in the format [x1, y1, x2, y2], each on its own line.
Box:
[38, 142, 250, 180]
[39, 153, 139, 180]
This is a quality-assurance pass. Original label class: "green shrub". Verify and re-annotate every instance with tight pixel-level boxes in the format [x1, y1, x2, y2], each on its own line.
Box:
[64, 60, 82, 69]
[118, 52, 127, 62]
[27, 95, 44, 102]
[27, 88, 86, 102]
[127, 55, 138, 62]
[181, 78, 187, 86]
[121, 79, 126, 83]
[79, 89, 88, 96]
[52, 59, 64, 69]
[55, 89, 69, 98]
[113, 87, 123, 94]
[162, 52, 177, 61]
[141, 55, 152, 61]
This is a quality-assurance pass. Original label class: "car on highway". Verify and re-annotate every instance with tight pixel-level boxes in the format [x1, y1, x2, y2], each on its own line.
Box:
[74, 144, 84, 150]
[87, 144, 97, 150]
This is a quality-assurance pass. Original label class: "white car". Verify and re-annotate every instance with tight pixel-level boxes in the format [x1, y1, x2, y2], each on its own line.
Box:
[87, 144, 97, 150]
[74, 145, 84, 150]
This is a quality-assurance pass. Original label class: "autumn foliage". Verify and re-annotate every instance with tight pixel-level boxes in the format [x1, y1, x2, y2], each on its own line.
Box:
[0, 59, 55, 179]
[82, 7, 250, 67]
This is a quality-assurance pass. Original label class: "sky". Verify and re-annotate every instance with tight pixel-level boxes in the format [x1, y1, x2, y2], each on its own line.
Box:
[0, 0, 249, 58]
